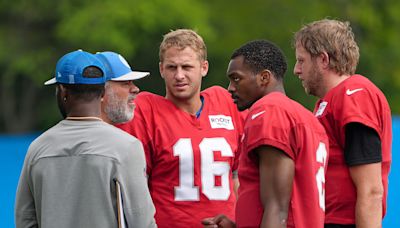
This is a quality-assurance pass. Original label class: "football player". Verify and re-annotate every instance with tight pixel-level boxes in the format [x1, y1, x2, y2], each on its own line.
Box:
[294, 19, 392, 227]
[203, 40, 328, 228]
[118, 29, 244, 227]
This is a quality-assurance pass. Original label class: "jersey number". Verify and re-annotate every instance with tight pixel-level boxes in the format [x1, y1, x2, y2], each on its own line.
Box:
[315, 142, 328, 211]
[174, 137, 234, 201]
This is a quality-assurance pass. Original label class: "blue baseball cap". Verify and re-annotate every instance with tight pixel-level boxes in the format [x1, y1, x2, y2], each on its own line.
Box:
[44, 50, 107, 85]
[95, 51, 150, 81]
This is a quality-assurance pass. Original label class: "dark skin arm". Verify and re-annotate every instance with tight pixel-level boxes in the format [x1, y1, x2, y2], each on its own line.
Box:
[254, 145, 295, 228]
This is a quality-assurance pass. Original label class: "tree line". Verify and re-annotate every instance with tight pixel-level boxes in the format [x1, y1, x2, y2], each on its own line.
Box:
[1, 0, 399, 133]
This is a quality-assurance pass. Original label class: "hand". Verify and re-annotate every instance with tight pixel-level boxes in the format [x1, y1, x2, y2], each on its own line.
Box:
[201, 214, 236, 228]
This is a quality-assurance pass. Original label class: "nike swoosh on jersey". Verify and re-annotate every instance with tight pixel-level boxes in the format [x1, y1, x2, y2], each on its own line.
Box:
[251, 111, 266, 120]
[346, 88, 363, 95]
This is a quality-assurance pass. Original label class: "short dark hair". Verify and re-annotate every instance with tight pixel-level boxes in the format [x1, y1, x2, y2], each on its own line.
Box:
[62, 66, 105, 101]
[231, 40, 287, 81]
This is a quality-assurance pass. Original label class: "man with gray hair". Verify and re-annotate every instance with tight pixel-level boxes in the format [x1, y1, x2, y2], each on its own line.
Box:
[15, 50, 156, 228]
[96, 51, 150, 124]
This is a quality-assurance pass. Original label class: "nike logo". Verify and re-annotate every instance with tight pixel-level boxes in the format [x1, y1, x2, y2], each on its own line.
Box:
[346, 88, 363, 95]
[251, 111, 266, 120]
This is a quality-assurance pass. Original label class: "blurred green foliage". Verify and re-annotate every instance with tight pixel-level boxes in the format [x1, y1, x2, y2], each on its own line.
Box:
[0, 0, 399, 133]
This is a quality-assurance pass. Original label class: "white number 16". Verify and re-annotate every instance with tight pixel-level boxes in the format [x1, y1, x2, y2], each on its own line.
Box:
[173, 137, 234, 201]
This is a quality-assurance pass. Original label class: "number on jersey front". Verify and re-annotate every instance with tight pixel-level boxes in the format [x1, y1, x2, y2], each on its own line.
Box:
[174, 137, 234, 201]
[315, 142, 328, 211]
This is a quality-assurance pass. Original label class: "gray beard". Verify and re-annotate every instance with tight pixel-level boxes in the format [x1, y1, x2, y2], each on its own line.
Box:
[105, 102, 134, 124]
[104, 91, 134, 124]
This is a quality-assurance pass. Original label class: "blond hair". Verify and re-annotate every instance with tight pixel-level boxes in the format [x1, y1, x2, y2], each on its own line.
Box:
[294, 19, 359, 75]
[159, 29, 207, 62]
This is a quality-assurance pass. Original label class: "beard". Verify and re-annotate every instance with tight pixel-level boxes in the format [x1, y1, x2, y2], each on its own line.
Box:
[304, 64, 323, 97]
[104, 89, 134, 124]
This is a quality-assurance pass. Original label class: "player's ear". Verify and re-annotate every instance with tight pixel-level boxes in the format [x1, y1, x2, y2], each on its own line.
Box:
[159, 62, 164, 79]
[56, 84, 69, 103]
[259, 70, 271, 86]
[319, 51, 330, 69]
[201, 60, 209, 77]
[58, 84, 67, 98]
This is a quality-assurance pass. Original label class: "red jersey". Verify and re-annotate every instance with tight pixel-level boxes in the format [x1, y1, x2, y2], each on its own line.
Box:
[236, 92, 328, 228]
[314, 75, 392, 224]
[118, 86, 244, 228]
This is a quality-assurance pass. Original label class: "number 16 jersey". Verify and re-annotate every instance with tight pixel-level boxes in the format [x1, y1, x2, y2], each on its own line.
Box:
[118, 86, 244, 228]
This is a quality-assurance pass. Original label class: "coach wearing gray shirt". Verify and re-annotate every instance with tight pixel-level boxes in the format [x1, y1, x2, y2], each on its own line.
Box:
[15, 50, 156, 228]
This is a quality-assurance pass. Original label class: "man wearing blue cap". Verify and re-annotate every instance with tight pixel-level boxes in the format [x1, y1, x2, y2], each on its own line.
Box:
[15, 50, 156, 228]
[95, 51, 150, 124]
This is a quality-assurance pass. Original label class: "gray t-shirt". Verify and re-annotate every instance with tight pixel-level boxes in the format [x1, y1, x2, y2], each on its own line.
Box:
[15, 120, 156, 228]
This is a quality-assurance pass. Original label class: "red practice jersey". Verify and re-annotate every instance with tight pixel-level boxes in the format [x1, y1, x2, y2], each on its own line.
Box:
[118, 86, 244, 228]
[236, 92, 328, 228]
[314, 75, 392, 224]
